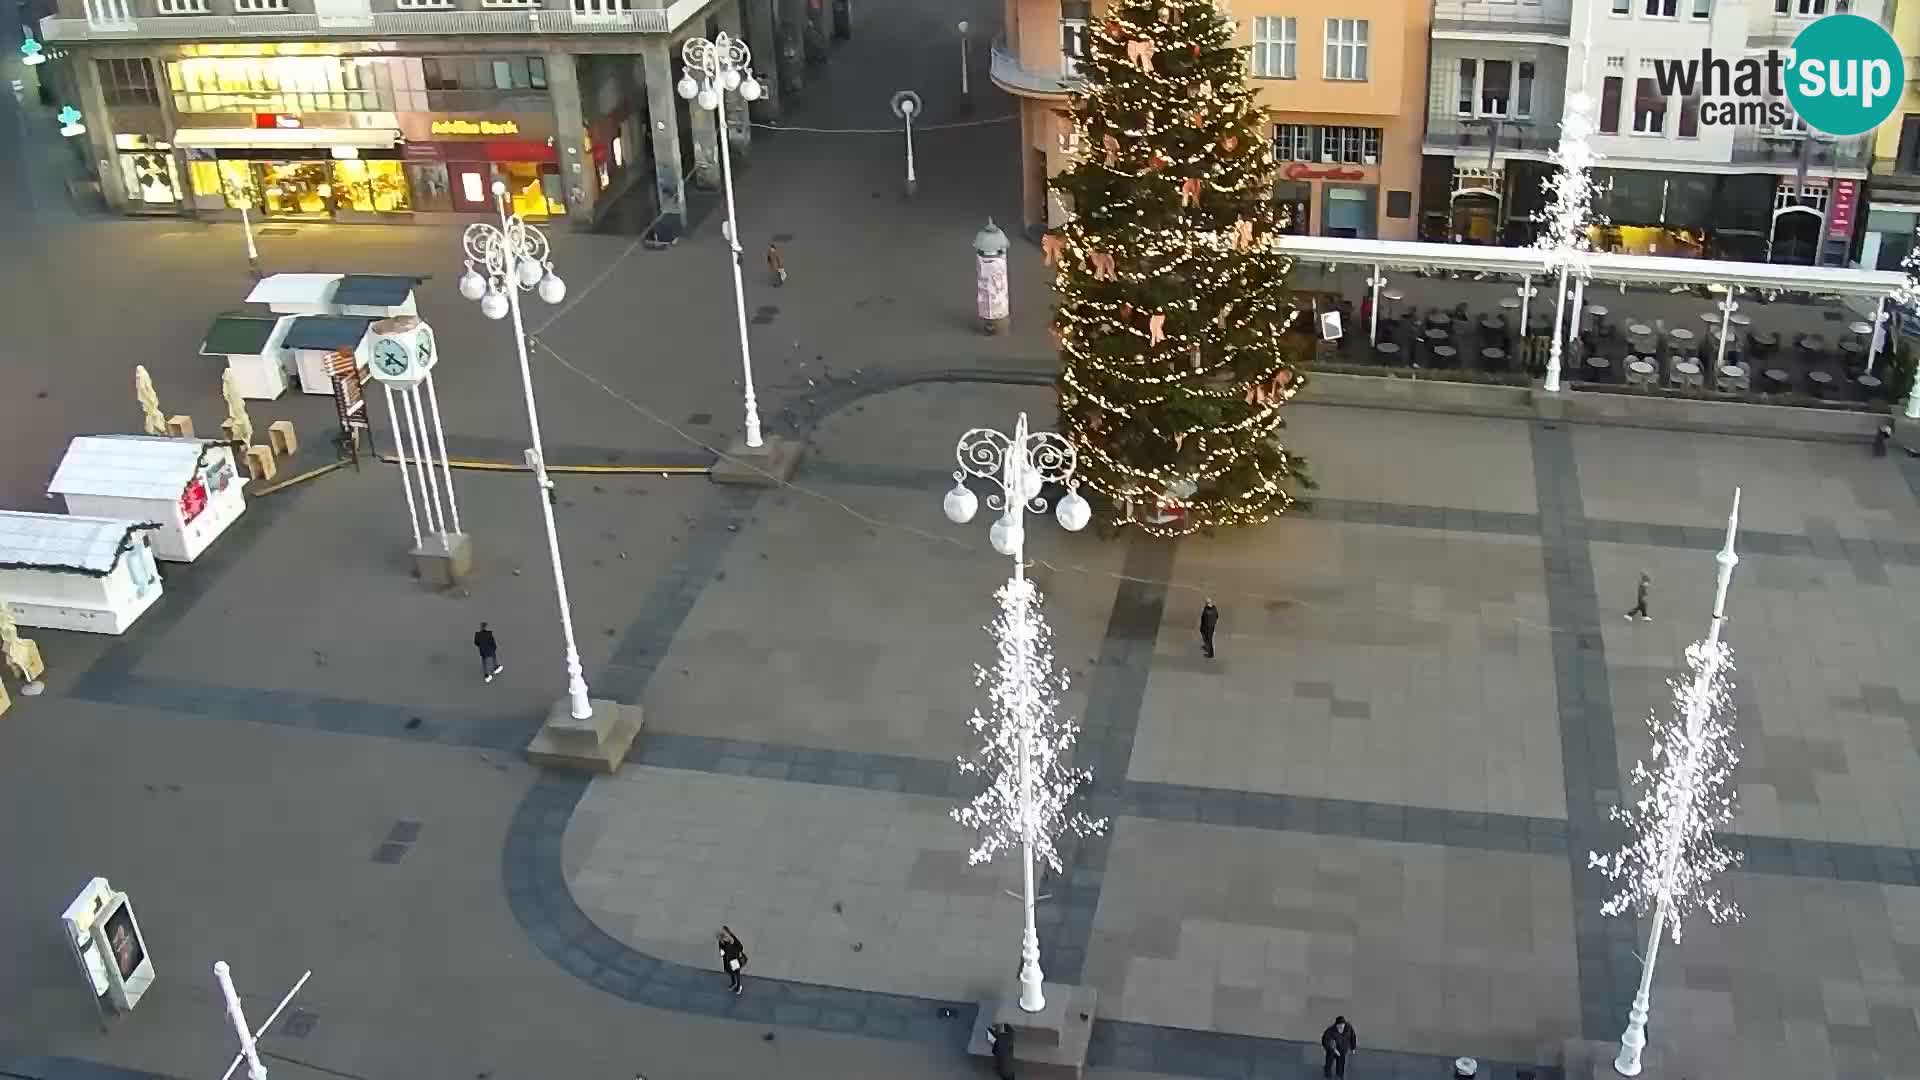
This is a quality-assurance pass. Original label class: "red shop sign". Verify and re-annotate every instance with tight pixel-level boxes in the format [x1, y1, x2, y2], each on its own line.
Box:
[425, 139, 557, 163]
[1827, 179, 1858, 240]
[1284, 163, 1366, 181]
[253, 113, 301, 129]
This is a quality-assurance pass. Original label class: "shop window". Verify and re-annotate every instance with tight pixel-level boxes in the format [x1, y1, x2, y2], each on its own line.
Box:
[332, 160, 411, 213]
[98, 59, 159, 107]
[1321, 185, 1376, 238]
[119, 152, 180, 205]
[1319, 125, 1380, 164]
[1599, 75, 1623, 133]
[262, 162, 332, 216]
[499, 162, 550, 219]
[407, 162, 453, 211]
[1273, 123, 1313, 162]
[189, 159, 221, 201]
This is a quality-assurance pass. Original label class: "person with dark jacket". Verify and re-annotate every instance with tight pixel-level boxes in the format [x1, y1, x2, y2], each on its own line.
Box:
[988, 1021, 1017, 1079]
[717, 927, 748, 995]
[1321, 1016, 1357, 1078]
[1199, 599, 1219, 659]
[473, 622, 502, 682]
[1626, 573, 1651, 622]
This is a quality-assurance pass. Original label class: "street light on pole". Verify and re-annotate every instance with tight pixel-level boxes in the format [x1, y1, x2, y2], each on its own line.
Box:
[944, 412, 1096, 1014]
[459, 183, 596, 722]
[891, 90, 922, 196]
[957, 20, 972, 107]
[212, 961, 312, 1080]
[679, 32, 767, 453]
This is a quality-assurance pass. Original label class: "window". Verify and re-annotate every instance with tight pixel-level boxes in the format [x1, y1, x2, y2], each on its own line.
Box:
[1600, 75, 1624, 132]
[1633, 77, 1666, 133]
[1320, 125, 1381, 163]
[1324, 18, 1367, 81]
[232, 0, 289, 10]
[1251, 16, 1296, 78]
[1774, 182, 1827, 210]
[1457, 59, 1476, 115]
[529, 56, 548, 88]
[1678, 95, 1700, 137]
[1273, 123, 1315, 161]
[1691, 0, 1710, 16]
[155, 0, 210, 13]
[1777, 0, 1825, 12]
[1645, 0, 1676, 14]
[1482, 59, 1512, 115]
[97, 59, 159, 107]
[1061, 1, 1090, 76]
[1516, 62, 1535, 118]
[492, 60, 514, 90]
[1612, 0, 1629, 14]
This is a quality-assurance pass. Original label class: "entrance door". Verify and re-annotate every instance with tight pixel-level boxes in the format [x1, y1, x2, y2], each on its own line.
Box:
[260, 161, 333, 219]
[1451, 191, 1500, 243]
[449, 162, 492, 213]
[1769, 207, 1820, 265]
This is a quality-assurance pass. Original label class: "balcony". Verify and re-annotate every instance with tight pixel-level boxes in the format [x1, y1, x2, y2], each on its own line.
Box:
[1729, 134, 1871, 170]
[41, 2, 666, 39]
[1424, 117, 1560, 154]
[1870, 157, 1920, 196]
[989, 35, 1082, 98]
[1430, 3, 1571, 40]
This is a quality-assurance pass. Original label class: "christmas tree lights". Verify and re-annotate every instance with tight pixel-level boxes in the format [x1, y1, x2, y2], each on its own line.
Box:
[1047, 0, 1313, 536]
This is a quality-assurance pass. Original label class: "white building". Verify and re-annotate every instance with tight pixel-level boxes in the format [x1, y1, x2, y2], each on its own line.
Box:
[48, 436, 247, 563]
[0, 512, 163, 634]
[1423, 0, 1873, 263]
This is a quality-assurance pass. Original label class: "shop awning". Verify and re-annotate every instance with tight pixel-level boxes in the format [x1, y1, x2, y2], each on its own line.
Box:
[200, 313, 281, 357]
[283, 315, 374, 352]
[332, 274, 425, 309]
[173, 127, 402, 151]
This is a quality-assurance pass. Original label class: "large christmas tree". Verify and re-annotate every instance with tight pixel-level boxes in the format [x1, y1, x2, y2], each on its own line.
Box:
[1047, 0, 1312, 537]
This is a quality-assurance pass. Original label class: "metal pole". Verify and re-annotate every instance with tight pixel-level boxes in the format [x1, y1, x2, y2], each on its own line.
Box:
[1004, 412, 1046, 1015]
[1519, 276, 1533, 341]
[401, 384, 445, 538]
[1715, 288, 1735, 374]
[1570, 274, 1587, 343]
[1545, 264, 1568, 392]
[1869, 298, 1887, 377]
[212, 962, 269, 1080]
[904, 102, 918, 191]
[240, 202, 259, 277]
[959, 21, 970, 97]
[422, 372, 463, 534]
[217, 969, 312, 1080]
[712, 83, 765, 449]
[1367, 265, 1383, 346]
[496, 189, 594, 721]
[383, 384, 422, 547]
[1614, 898, 1668, 1076]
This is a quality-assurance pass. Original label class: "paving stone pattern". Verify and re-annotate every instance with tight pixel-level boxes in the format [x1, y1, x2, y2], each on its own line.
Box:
[61, 373, 1920, 1079]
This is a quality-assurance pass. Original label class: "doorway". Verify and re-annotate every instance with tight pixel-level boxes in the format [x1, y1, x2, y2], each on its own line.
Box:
[1768, 207, 1821, 265]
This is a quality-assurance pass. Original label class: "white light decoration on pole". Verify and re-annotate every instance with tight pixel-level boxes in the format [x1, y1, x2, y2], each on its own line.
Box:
[212, 961, 312, 1080]
[945, 412, 1101, 1015]
[57, 105, 84, 137]
[679, 32, 766, 451]
[460, 182, 598, 721]
[1590, 489, 1746, 1077]
[890, 90, 922, 196]
[1534, 1, 1605, 394]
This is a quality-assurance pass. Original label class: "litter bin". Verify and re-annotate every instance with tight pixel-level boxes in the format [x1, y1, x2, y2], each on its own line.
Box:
[1453, 1058, 1478, 1080]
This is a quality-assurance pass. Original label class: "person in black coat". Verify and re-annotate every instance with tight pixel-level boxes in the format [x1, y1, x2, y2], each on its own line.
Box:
[473, 622, 502, 682]
[1321, 1016, 1357, 1078]
[988, 1021, 1017, 1079]
[717, 926, 747, 995]
[1199, 599, 1219, 659]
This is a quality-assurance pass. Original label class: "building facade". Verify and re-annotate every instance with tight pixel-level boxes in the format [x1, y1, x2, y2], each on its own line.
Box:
[1423, 0, 1874, 264]
[1861, 0, 1920, 270]
[38, 0, 848, 236]
[993, 0, 1430, 241]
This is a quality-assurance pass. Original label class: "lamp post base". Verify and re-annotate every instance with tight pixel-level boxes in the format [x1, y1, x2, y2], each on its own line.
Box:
[708, 434, 805, 487]
[410, 532, 473, 589]
[525, 696, 645, 774]
[965, 982, 1097, 1080]
[1560, 1039, 1687, 1080]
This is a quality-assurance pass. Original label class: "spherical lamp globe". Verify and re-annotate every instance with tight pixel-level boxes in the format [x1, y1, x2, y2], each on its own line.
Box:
[943, 481, 978, 524]
[989, 516, 1020, 557]
[517, 258, 544, 288]
[721, 67, 742, 92]
[676, 74, 699, 100]
[1054, 489, 1091, 532]
[697, 85, 719, 111]
[740, 75, 763, 102]
[537, 272, 567, 305]
[458, 269, 488, 301]
[480, 289, 510, 321]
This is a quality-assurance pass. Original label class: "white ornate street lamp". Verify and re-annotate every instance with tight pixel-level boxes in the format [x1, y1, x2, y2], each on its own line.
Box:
[945, 412, 1095, 1014]
[459, 182, 594, 721]
[679, 32, 767, 451]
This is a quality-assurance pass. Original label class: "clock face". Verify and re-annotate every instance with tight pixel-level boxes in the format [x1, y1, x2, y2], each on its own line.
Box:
[371, 338, 411, 379]
[415, 324, 437, 373]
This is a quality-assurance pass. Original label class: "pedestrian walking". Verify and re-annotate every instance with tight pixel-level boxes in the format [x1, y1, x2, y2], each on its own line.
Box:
[767, 242, 786, 287]
[473, 622, 502, 682]
[717, 926, 748, 995]
[1199, 599, 1219, 659]
[1626, 572, 1651, 621]
[1875, 424, 1892, 458]
[1320, 1015, 1357, 1079]
[987, 1021, 1017, 1080]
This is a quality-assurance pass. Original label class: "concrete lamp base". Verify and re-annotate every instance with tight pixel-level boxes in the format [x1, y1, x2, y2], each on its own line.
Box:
[1560, 1038, 1688, 1080]
[524, 697, 645, 774]
[708, 435, 805, 487]
[410, 532, 473, 589]
[965, 982, 1097, 1080]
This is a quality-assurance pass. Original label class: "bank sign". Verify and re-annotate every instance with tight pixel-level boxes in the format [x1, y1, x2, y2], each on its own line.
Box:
[1649, 13, 1904, 136]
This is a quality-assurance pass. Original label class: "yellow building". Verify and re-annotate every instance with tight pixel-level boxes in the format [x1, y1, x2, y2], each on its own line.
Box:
[992, 0, 1430, 239]
[1862, 0, 1920, 269]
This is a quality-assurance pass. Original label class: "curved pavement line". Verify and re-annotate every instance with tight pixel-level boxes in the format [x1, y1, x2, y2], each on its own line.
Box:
[497, 366, 1566, 1080]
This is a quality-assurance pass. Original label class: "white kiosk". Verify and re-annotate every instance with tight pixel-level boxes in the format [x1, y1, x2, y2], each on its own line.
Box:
[61, 877, 156, 1018]
[201, 312, 295, 400]
[0, 512, 163, 634]
[245, 272, 340, 315]
[48, 435, 247, 563]
[283, 315, 374, 395]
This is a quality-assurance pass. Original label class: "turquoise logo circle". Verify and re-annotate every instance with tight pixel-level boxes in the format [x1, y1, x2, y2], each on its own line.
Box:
[1786, 14, 1904, 136]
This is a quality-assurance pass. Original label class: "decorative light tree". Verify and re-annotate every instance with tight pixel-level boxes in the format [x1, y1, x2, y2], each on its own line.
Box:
[1047, 0, 1312, 536]
[946, 414, 1102, 1014]
[222, 370, 254, 452]
[1896, 246, 1920, 419]
[1534, 88, 1605, 393]
[1590, 489, 1746, 1077]
[134, 365, 167, 436]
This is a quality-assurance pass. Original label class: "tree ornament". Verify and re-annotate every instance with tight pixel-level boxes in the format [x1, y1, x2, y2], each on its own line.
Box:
[1156, 4, 1170, 21]
[1191, 43, 1201, 57]
[1125, 39, 1156, 72]
[1041, 232, 1066, 267]
[1104, 17, 1122, 36]
[1119, 301, 1134, 319]
[1190, 109, 1206, 126]
[1221, 134, 1238, 153]
[1232, 218, 1254, 251]
[1179, 176, 1203, 208]
[1173, 431, 1186, 450]
[1215, 301, 1234, 327]
[1190, 342, 1203, 371]
[1088, 250, 1118, 280]
[1102, 133, 1121, 167]
[1145, 152, 1169, 173]
[1148, 311, 1166, 345]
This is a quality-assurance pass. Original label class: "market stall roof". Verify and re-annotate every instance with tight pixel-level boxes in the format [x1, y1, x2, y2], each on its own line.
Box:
[48, 435, 219, 502]
[200, 313, 282, 357]
[332, 274, 426, 309]
[282, 315, 375, 351]
[245, 273, 341, 309]
[0, 511, 156, 576]
[1274, 236, 1913, 299]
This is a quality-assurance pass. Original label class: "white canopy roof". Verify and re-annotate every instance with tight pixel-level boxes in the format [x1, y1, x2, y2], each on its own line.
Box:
[48, 435, 217, 502]
[0, 511, 153, 575]
[246, 273, 342, 311]
[1275, 236, 1911, 300]
[174, 128, 400, 151]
